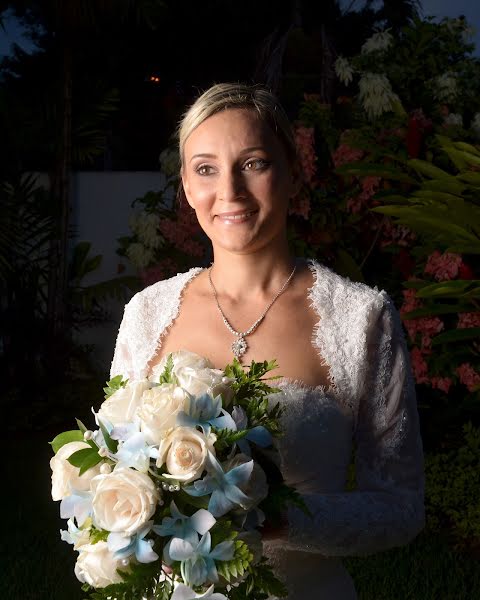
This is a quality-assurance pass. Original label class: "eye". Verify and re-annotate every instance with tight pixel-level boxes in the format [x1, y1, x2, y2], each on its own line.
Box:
[195, 164, 215, 176]
[243, 158, 269, 171]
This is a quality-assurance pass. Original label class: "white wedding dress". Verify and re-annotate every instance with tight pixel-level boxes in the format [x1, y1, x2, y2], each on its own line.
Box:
[110, 260, 425, 600]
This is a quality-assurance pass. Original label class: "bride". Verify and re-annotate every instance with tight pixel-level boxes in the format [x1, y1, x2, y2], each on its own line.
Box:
[111, 83, 425, 599]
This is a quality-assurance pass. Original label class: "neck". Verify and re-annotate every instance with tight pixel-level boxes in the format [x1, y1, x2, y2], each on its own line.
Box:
[208, 244, 296, 302]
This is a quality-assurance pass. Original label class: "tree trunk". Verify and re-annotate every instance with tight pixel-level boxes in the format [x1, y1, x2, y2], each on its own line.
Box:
[47, 43, 72, 347]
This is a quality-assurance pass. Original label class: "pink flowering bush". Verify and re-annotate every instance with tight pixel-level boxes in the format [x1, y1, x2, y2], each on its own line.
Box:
[456, 363, 480, 393]
[424, 251, 463, 281]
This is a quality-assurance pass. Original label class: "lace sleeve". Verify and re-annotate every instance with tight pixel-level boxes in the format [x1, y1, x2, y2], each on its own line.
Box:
[110, 297, 137, 381]
[285, 292, 425, 556]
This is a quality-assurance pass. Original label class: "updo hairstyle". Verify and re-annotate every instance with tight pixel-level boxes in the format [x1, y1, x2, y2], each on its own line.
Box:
[177, 82, 298, 170]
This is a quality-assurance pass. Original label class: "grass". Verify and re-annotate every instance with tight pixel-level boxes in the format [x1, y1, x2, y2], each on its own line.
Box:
[5, 434, 479, 600]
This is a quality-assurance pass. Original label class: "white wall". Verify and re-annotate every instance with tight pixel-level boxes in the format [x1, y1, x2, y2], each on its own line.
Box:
[68, 171, 166, 373]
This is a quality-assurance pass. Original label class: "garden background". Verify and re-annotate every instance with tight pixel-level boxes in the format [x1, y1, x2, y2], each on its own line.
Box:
[1, 1, 479, 598]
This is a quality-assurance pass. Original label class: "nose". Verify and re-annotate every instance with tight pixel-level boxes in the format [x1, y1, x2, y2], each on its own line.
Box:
[217, 166, 247, 203]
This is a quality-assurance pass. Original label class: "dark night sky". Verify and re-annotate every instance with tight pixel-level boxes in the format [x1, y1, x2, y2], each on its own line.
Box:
[1, 2, 480, 59]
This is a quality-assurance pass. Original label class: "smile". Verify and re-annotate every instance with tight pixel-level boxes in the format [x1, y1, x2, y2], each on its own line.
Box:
[215, 210, 258, 223]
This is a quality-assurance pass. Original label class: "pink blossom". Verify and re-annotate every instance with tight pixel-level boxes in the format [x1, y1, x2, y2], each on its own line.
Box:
[424, 250, 462, 281]
[456, 363, 480, 392]
[410, 347, 430, 384]
[332, 143, 364, 168]
[457, 311, 480, 329]
[400, 288, 422, 314]
[294, 126, 316, 185]
[380, 220, 416, 248]
[361, 176, 381, 197]
[400, 290, 444, 346]
[140, 258, 178, 285]
[289, 191, 311, 219]
[430, 376, 453, 394]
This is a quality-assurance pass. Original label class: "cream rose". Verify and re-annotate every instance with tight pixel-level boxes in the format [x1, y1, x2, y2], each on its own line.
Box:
[91, 467, 159, 534]
[150, 351, 233, 405]
[97, 379, 150, 426]
[157, 427, 215, 483]
[74, 541, 125, 587]
[50, 441, 102, 501]
[136, 383, 186, 445]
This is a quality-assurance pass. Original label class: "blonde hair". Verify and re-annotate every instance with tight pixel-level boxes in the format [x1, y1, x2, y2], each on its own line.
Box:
[177, 82, 297, 168]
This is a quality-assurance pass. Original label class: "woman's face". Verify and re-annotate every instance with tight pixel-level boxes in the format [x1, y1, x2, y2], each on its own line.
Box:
[181, 108, 299, 256]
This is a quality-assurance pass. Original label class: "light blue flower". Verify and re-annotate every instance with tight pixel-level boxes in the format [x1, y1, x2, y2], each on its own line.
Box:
[169, 531, 234, 586]
[153, 500, 216, 564]
[60, 490, 92, 527]
[111, 422, 159, 471]
[229, 406, 273, 455]
[176, 393, 236, 434]
[60, 518, 87, 546]
[107, 520, 159, 563]
[184, 452, 253, 517]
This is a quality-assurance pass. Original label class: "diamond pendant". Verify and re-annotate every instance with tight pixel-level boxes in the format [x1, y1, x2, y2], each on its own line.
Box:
[232, 335, 248, 359]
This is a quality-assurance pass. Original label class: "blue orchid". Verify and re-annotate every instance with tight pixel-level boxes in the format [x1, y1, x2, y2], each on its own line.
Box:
[184, 451, 253, 517]
[168, 531, 234, 586]
[60, 490, 92, 527]
[229, 406, 273, 455]
[176, 393, 236, 434]
[107, 520, 159, 563]
[60, 518, 88, 546]
[153, 501, 216, 564]
[114, 432, 158, 472]
[171, 584, 227, 600]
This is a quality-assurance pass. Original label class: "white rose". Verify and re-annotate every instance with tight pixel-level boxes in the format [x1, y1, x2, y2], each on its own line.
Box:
[74, 541, 124, 588]
[97, 379, 150, 426]
[91, 467, 159, 534]
[225, 453, 268, 510]
[50, 441, 102, 501]
[150, 351, 234, 405]
[157, 427, 216, 483]
[136, 384, 186, 445]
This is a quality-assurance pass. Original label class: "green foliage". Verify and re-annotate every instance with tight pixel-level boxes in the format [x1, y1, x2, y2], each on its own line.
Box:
[82, 561, 172, 600]
[103, 375, 128, 399]
[211, 427, 249, 455]
[259, 482, 312, 525]
[425, 422, 480, 548]
[372, 136, 480, 254]
[67, 447, 103, 476]
[89, 527, 109, 545]
[224, 359, 283, 435]
[228, 558, 288, 599]
[49, 430, 84, 454]
[158, 354, 176, 385]
[216, 539, 253, 583]
[98, 419, 119, 453]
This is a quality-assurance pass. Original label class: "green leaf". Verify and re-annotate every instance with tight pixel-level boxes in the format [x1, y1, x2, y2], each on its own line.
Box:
[49, 430, 84, 454]
[103, 374, 128, 399]
[158, 353, 175, 384]
[90, 527, 109, 544]
[98, 420, 118, 453]
[67, 447, 103, 475]
[335, 162, 417, 184]
[76, 418, 88, 434]
[416, 281, 480, 299]
[431, 327, 480, 346]
[408, 159, 451, 179]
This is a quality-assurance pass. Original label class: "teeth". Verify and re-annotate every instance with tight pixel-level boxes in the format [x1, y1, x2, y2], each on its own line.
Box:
[220, 211, 256, 220]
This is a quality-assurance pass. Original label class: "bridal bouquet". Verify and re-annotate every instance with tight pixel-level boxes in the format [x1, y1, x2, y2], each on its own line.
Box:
[49, 351, 306, 599]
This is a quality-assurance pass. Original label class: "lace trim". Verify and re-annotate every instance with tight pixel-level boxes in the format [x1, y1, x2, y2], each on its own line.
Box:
[144, 266, 204, 375]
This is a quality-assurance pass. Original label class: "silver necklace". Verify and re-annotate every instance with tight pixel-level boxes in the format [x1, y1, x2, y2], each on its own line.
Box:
[208, 263, 297, 360]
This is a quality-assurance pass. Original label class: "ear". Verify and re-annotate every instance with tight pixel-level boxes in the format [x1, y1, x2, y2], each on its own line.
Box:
[181, 170, 195, 209]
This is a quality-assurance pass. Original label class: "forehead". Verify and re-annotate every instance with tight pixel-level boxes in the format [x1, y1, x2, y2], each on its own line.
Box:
[184, 108, 283, 156]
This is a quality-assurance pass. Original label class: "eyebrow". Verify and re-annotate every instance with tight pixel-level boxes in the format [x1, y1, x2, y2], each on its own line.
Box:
[189, 146, 267, 163]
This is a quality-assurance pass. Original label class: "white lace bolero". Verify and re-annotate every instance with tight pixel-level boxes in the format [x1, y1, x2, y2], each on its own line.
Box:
[110, 260, 425, 557]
